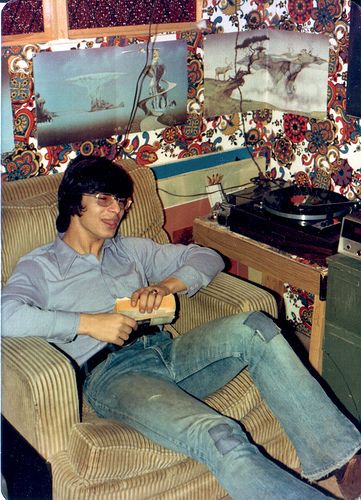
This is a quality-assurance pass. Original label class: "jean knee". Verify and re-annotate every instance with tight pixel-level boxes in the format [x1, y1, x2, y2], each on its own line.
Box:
[244, 311, 281, 343]
[208, 423, 244, 456]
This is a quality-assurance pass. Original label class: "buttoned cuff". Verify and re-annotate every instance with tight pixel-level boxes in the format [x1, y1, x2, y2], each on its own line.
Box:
[171, 266, 210, 297]
[51, 311, 80, 343]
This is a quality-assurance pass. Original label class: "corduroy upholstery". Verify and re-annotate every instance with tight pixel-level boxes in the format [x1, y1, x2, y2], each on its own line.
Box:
[2, 159, 299, 499]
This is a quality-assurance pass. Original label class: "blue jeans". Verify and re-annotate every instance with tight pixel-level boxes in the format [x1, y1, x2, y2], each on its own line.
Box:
[84, 311, 361, 499]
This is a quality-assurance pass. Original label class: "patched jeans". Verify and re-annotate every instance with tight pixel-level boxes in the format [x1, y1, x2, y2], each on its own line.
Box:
[84, 311, 361, 499]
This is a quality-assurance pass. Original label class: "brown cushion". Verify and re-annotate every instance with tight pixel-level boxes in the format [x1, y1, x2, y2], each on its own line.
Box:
[68, 373, 260, 481]
[68, 368, 298, 481]
[68, 419, 188, 481]
[1, 165, 169, 286]
[121, 167, 168, 244]
[2, 193, 59, 285]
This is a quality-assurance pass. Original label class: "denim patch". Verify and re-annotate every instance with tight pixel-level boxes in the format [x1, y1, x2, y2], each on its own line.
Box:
[208, 423, 242, 456]
[244, 311, 280, 343]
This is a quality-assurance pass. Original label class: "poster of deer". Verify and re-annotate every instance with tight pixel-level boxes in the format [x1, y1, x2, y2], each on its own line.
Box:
[204, 28, 329, 119]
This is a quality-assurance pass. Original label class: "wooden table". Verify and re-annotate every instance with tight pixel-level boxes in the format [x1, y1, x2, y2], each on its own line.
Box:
[193, 216, 328, 373]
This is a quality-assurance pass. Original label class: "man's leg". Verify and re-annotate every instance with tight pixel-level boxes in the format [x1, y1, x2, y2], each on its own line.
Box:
[165, 311, 361, 481]
[84, 350, 330, 499]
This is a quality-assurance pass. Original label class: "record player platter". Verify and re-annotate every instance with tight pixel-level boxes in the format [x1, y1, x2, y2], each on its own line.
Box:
[228, 184, 356, 265]
[262, 186, 350, 222]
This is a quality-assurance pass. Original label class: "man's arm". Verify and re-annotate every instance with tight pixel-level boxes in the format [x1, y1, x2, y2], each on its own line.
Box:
[2, 239, 224, 345]
[125, 238, 224, 314]
[130, 276, 187, 314]
[125, 238, 225, 298]
[77, 312, 137, 347]
[2, 266, 79, 342]
[3, 276, 139, 348]
[150, 243, 225, 296]
[2, 262, 139, 347]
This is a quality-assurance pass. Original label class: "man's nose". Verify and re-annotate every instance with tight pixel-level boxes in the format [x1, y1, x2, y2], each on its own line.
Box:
[108, 199, 121, 213]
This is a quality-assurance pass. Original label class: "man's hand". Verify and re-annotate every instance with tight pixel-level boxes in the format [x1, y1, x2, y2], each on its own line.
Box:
[78, 312, 138, 346]
[130, 284, 171, 314]
[130, 277, 187, 314]
[130, 276, 187, 313]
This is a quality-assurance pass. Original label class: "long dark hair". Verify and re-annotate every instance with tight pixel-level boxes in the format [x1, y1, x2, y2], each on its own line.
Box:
[56, 155, 133, 232]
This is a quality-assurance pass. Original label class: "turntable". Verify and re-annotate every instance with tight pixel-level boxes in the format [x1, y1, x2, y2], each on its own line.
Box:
[227, 182, 359, 266]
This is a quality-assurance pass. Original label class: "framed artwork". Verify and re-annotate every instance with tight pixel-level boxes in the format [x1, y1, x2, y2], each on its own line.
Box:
[33, 40, 188, 146]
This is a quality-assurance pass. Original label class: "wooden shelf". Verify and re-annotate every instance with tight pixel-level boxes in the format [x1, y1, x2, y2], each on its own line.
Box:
[193, 216, 328, 373]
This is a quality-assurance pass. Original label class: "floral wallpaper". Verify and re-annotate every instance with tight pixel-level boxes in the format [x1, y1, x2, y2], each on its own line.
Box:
[1, 0, 360, 336]
[205, 0, 360, 198]
[1, 31, 221, 179]
[2, 0, 360, 194]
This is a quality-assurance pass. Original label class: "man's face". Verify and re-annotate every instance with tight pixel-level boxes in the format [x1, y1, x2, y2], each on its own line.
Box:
[73, 194, 124, 242]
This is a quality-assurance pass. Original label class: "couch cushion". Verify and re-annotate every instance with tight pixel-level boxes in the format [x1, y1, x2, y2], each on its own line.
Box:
[68, 377, 252, 482]
[69, 369, 298, 482]
[2, 192, 59, 285]
[68, 374, 259, 481]
[68, 419, 188, 481]
[1, 164, 168, 285]
[121, 167, 169, 244]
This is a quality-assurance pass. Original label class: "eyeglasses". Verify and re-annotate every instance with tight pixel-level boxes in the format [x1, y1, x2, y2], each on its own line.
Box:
[83, 193, 132, 211]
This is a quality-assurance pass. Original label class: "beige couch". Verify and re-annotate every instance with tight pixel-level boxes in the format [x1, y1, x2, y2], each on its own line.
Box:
[1, 159, 299, 499]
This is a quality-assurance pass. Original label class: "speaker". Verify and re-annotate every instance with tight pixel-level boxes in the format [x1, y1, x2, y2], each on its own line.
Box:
[323, 254, 361, 423]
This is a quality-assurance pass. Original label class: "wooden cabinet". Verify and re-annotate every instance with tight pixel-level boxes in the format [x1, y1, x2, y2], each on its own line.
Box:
[323, 254, 361, 423]
[193, 216, 328, 373]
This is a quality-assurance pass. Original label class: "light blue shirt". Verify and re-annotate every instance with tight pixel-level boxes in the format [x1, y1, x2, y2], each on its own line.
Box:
[2, 234, 224, 365]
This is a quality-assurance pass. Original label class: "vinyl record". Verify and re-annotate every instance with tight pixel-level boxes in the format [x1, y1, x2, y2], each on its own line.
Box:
[263, 186, 350, 222]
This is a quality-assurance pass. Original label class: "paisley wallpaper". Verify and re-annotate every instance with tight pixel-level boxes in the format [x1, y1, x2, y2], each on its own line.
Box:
[1, 0, 361, 337]
[2, 0, 360, 192]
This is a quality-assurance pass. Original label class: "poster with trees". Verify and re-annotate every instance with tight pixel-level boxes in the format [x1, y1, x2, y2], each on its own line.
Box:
[204, 29, 329, 119]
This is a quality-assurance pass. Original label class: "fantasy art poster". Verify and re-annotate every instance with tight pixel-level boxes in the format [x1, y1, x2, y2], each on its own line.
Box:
[204, 29, 330, 119]
[33, 40, 188, 147]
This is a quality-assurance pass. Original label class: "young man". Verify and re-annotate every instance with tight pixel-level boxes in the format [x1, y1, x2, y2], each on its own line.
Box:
[2, 155, 361, 499]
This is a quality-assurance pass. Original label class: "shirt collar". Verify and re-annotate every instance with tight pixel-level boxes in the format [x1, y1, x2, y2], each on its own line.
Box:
[54, 234, 116, 277]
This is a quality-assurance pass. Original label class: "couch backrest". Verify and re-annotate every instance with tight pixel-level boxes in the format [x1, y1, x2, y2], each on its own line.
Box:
[2, 159, 169, 285]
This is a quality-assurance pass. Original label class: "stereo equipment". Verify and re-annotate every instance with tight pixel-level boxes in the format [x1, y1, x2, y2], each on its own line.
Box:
[220, 180, 360, 266]
[338, 212, 361, 260]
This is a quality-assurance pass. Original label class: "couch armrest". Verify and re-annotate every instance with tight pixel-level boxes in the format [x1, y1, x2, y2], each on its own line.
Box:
[171, 272, 278, 335]
[2, 337, 80, 461]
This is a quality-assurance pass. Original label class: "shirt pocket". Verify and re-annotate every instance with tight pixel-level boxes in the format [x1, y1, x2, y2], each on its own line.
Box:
[102, 265, 146, 299]
[47, 270, 116, 313]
